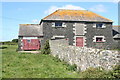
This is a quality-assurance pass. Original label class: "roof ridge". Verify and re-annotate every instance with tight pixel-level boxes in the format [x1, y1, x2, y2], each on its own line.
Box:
[113, 25, 120, 27]
[20, 24, 39, 26]
[58, 9, 87, 11]
[88, 11, 113, 22]
[42, 9, 113, 22]
[43, 10, 58, 20]
[43, 9, 89, 20]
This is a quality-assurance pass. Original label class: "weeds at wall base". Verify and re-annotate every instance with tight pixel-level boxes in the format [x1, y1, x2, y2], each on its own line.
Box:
[41, 40, 50, 54]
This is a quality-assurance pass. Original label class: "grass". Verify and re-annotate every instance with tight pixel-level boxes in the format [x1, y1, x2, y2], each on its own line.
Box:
[79, 67, 113, 78]
[113, 49, 120, 51]
[1, 45, 120, 78]
[2, 45, 80, 78]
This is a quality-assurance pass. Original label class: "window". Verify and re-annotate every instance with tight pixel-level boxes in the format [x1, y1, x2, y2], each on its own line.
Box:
[93, 36, 106, 42]
[96, 23, 103, 28]
[51, 35, 65, 39]
[52, 22, 66, 27]
[96, 37, 103, 42]
[55, 22, 62, 27]
[93, 23, 106, 28]
[27, 39, 31, 43]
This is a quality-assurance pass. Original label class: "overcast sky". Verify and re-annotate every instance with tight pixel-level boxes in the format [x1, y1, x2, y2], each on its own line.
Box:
[1, 2, 119, 41]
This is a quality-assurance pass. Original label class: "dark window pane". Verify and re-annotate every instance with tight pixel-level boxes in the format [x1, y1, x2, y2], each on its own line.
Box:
[96, 23, 103, 28]
[55, 22, 62, 27]
[27, 39, 31, 43]
[96, 37, 103, 42]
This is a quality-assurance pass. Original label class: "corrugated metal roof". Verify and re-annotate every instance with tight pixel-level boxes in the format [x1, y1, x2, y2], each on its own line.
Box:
[19, 24, 43, 37]
[113, 25, 120, 32]
[113, 25, 120, 38]
[43, 9, 113, 22]
[113, 34, 120, 38]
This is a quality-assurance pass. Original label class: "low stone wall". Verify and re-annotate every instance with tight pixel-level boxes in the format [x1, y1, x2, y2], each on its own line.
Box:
[49, 39, 120, 71]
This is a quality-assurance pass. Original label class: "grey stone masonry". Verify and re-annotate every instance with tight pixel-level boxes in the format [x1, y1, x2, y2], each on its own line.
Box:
[49, 39, 120, 71]
[85, 22, 114, 49]
[42, 21, 74, 45]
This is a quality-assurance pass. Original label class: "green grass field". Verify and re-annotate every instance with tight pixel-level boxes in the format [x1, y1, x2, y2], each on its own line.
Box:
[2, 45, 80, 78]
[1, 45, 119, 78]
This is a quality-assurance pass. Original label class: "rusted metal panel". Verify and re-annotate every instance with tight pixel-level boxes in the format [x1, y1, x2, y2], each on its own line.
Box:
[22, 39, 40, 50]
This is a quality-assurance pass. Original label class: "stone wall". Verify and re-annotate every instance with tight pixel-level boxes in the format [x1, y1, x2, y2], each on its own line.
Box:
[42, 21, 115, 49]
[85, 22, 114, 49]
[42, 21, 74, 45]
[49, 39, 120, 71]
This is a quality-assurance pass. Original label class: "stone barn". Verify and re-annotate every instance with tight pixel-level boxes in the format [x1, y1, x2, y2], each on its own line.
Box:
[18, 24, 43, 51]
[112, 25, 120, 48]
[18, 9, 115, 51]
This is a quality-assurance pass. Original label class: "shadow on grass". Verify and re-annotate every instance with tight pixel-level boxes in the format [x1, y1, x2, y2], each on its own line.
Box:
[0, 47, 7, 49]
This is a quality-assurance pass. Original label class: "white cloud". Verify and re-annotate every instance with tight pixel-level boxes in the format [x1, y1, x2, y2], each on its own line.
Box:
[44, 5, 85, 14]
[89, 4, 107, 12]
[112, 0, 120, 3]
[44, 6, 58, 14]
[32, 19, 39, 23]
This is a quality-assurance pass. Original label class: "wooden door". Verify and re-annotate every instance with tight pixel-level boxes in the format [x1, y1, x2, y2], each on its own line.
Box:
[22, 39, 40, 50]
[22, 39, 29, 50]
[76, 37, 84, 47]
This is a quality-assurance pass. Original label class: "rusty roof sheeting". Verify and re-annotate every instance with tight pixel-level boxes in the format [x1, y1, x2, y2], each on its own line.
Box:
[113, 25, 120, 27]
[43, 9, 113, 22]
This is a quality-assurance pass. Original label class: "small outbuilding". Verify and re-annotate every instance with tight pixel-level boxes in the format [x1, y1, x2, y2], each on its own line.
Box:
[18, 24, 43, 51]
[112, 25, 120, 48]
[113, 25, 120, 40]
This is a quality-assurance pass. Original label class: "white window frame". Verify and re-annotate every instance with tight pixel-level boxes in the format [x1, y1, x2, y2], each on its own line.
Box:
[23, 37, 38, 39]
[52, 22, 66, 27]
[93, 36, 106, 42]
[51, 35, 65, 39]
[93, 23, 106, 28]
